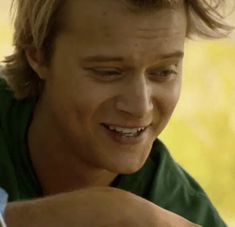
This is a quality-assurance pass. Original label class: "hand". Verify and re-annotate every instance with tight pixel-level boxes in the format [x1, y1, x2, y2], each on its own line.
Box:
[5, 187, 201, 227]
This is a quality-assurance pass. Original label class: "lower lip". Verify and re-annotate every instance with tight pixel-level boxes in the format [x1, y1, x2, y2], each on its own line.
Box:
[102, 125, 148, 145]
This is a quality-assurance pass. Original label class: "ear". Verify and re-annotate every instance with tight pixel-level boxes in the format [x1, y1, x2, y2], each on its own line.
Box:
[25, 48, 49, 80]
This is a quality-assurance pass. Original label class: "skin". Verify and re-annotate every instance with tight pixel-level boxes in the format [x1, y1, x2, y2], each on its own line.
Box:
[6, 187, 201, 227]
[5, 1, 202, 226]
[27, 0, 186, 195]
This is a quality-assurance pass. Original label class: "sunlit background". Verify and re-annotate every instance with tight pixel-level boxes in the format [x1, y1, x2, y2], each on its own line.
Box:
[0, 0, 234, 226]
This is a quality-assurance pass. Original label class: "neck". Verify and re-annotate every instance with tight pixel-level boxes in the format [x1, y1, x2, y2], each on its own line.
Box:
[27, 101, 117, 195]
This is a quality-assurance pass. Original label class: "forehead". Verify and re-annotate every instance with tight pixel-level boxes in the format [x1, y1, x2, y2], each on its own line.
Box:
[57, 0, 186, 63]
[61, 0, 187, 32]
[124, 0, 184, 11]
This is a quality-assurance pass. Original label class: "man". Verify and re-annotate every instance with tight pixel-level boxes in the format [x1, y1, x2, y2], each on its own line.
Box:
[0, 0, 232, 226]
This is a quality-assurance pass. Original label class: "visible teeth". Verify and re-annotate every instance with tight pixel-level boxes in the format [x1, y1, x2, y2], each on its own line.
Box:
[107, 125, 145, 135]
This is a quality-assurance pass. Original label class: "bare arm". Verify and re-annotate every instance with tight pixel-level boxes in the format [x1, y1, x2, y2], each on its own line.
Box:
[5, 187, 201, 227]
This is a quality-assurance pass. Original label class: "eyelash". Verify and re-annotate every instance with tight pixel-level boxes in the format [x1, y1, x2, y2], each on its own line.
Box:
[85, 65, 178, 81]
[149, 69, 178, 77]
[90, 68, 121, 77]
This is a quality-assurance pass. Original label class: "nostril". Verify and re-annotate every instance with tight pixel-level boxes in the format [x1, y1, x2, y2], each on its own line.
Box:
[115, 96, 153, 118]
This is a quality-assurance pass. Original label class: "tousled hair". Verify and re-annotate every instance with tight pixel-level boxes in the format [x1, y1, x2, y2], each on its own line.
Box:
[1, 0, 233, 99]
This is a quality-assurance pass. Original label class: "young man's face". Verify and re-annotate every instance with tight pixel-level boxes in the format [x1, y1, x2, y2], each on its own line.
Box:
[37, 0, 187, 174]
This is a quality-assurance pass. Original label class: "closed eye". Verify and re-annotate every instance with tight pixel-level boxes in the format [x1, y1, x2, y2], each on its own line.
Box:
[150, 69, 177, 77]
[148, 65, 179, 82]
[85, 67, 122, 79]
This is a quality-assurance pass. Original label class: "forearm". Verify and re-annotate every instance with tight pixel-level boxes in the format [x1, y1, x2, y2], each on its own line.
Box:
[4, 187, 201, 227]
[5, 200, 50, 227]
[5, 195, 74, 227]
[4, 189, 102, 227]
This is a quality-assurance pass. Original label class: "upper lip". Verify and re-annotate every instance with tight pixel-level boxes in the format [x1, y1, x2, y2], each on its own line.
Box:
[102, 123, 151, 129]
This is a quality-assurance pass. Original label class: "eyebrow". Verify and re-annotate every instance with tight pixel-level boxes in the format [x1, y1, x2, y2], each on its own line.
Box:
[82, 56, 124, 63]
[82, 51, 184, 63]
[161, 51, 184, 60]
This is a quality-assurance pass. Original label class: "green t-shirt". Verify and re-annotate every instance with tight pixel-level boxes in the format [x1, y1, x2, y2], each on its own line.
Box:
[0, 78, 227, 226]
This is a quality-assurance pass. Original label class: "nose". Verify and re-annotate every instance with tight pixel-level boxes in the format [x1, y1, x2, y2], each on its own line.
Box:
[115, 76, 154, 118]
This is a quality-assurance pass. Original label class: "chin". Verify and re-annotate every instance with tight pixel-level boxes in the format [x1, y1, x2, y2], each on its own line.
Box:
[119, 166, 143, 174]
[110, 157, 147, 175]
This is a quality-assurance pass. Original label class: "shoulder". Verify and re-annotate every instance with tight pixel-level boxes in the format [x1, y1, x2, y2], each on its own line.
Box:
[0, 70, 15, 125]
[0, 70, 36, 130]
[148, 139, 227, 227]
[0, 68, 13, 96]
[0, 74, 13, 98]
[0, 72, 18, 198]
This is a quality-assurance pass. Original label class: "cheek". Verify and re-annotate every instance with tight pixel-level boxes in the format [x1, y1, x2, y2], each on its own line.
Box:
[57, 84, 117, 129]
[156, 80, 181, 118]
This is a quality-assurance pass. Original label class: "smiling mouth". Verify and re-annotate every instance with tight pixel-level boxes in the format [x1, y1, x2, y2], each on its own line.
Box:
[102, 123, 148, 137]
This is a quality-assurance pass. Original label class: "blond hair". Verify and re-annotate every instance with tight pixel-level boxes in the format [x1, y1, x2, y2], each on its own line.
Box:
[1, 0, 233, 99]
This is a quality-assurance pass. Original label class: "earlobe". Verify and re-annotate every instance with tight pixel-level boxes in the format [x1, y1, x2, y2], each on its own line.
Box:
[25, 48, 48, 80]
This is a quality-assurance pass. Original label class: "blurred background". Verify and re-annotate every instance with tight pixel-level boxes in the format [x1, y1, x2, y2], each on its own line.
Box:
[0, 0, 234, 226]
